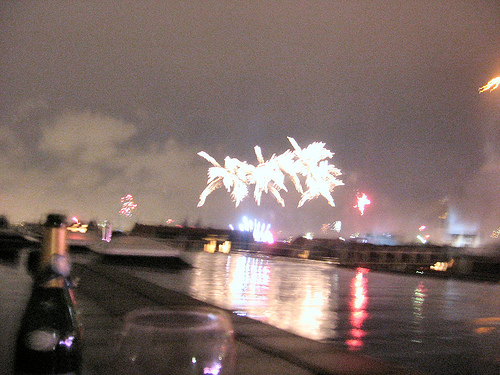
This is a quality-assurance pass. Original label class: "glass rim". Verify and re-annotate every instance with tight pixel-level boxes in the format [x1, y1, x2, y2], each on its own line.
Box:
[123, 306, 234, 334]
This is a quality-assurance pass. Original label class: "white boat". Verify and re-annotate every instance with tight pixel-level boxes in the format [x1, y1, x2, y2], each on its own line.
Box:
[88, 234, 183, 258]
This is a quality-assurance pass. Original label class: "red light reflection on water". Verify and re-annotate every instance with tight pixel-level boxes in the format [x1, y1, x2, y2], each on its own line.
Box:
[346, 267, 369, 350]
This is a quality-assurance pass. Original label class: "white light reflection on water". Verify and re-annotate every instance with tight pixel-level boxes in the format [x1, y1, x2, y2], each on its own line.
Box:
[411, 282, 427, 344]
[187, 253, 338, 341]
[123, 251, 500, 375]
[227, 256, 271, 313]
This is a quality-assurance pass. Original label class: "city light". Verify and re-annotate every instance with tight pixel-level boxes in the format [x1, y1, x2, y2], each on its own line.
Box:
[198, 137, 343, 208]
[237, 216, 274, 244]
[67, 216, 88, 233]
[430, 261, 450, 272]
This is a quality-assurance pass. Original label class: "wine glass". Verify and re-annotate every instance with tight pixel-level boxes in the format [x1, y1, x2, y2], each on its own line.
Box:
[112, 307, 237, 375]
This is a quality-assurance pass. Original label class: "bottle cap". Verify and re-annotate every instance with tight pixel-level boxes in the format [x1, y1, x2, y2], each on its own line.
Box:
[44, 214, 67, 228]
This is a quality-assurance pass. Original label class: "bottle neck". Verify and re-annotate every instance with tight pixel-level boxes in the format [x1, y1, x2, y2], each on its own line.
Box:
[40, 227, 67, 268]
[37, 226, 71, 288]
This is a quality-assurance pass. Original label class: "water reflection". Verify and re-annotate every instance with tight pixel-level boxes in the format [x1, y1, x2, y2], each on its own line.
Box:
[228, 256, 271, 312]
[188, 253, 338, 341]
[411, 282, 427, 344]
[346, 267, 369, 350]
[125, 251, 500, 375]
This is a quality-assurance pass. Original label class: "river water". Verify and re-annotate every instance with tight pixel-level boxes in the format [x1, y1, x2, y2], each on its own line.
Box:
[119, 251, 499, 375]
[3, 248, 498, 375]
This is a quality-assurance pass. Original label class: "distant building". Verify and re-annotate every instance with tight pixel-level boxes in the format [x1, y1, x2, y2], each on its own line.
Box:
[449, 233, 480, 248]
[363, 233, 400, 246]
[0, 215, 9, 229]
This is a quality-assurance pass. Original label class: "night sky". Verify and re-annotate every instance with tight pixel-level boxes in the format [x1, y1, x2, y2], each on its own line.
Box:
[1, 1, 500, 242]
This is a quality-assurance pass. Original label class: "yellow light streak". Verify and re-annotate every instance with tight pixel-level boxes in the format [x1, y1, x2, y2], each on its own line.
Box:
[479, 77, 500, 93]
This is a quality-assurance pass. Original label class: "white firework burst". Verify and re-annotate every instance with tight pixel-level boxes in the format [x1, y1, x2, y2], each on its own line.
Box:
[198, 137, 343, 208]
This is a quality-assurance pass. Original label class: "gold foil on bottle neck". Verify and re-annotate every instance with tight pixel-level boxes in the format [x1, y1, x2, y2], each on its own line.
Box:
[40, 226, 68, 288]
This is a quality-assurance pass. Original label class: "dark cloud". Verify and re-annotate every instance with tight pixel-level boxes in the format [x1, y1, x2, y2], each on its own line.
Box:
[1, 1, 500, 242]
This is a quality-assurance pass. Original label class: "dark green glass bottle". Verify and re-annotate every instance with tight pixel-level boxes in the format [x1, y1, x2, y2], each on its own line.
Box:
[15, 214, 82, 374]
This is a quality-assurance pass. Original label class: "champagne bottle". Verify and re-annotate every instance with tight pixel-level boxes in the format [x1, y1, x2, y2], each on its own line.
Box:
[15, 214, 82, 375]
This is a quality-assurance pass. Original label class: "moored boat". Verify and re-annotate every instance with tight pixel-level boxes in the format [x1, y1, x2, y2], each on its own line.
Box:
[88, 233, 183, 258]
[0, 229, 39, 249]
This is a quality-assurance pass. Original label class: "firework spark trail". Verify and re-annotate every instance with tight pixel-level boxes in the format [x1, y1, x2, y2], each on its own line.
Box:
[198, 137, 343, 208]
[479, 77, 500, 93]
[288, 139, 341, 207]
[197, 152, 254, 207]
[252, 146, 287, 207]
[119, 194, 137, 217]
[354, 193, 371, 215]
[276, 150, 302, 194]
